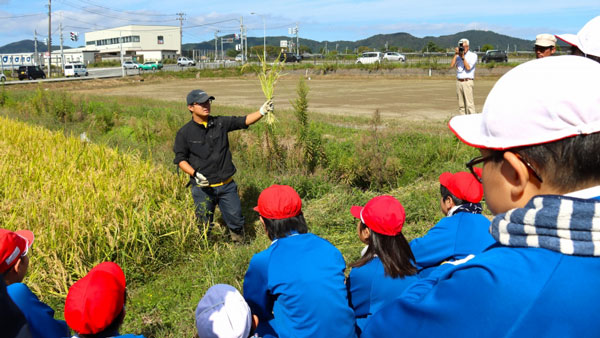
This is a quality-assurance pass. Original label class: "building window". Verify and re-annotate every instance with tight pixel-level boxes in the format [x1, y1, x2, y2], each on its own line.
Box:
[157, 35, 164, 44]
[133, 36, 140, 42]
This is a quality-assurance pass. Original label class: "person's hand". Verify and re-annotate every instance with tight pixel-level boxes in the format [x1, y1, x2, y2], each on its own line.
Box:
[454, 47, 459, 55]
[194, 171, 209, 187]
[260, 100, 274, 116]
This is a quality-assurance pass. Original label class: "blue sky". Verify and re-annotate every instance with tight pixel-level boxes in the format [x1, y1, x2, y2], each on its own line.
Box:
[1, 0, 599, 48]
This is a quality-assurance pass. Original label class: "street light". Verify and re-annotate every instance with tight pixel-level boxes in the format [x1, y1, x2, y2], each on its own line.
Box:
[250, 12, 266, 59]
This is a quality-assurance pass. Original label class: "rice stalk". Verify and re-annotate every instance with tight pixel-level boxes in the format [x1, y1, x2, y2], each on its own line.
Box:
[256, 53, 285, 125]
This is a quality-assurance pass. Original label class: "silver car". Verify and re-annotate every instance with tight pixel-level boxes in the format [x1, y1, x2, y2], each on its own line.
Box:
[383, 52, 406, 62]
[122, 61, 140, 69]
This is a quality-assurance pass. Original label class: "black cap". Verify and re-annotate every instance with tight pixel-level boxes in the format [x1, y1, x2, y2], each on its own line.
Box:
[186, 89, 215, 105]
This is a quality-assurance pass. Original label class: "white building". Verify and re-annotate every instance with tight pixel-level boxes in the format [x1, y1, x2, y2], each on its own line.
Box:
[83, 25, 180, 62]
[47, 48, 97, 67]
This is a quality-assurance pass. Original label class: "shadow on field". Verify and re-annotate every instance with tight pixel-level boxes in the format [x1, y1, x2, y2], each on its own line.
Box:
[240, 184, 262, 239]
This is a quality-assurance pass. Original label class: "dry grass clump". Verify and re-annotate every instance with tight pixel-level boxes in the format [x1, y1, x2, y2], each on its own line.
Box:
[0, 116, 197, 298]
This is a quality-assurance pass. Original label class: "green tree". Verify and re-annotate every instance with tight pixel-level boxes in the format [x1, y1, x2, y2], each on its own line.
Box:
[226, 49, 239, 58]
[422, 41, 442, 53]
[481, 44, 494, 52]
[299, 45, 312, 54]
[357, 46, 372, 54]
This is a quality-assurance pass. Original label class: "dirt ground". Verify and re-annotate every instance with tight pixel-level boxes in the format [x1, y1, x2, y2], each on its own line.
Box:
[73, 74, 498, 121]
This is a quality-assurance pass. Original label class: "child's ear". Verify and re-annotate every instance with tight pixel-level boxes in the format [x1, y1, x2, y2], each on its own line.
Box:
[502, 152, 536, 202]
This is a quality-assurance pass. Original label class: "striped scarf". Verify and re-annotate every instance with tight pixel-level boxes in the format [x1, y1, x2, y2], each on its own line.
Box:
[490, 195, 600, 256]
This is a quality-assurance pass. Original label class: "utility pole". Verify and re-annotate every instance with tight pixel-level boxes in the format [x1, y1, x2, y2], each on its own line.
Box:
[244, 26, 248, 61]
[214, 31, 219, 62]
[176, 12, 185, 56]
[120, 30, 124, 77]
[220, 36, 224, 60]
[296, 23, 299, 55]
[47, 0, 51, 77]
[60, 22, 64, 73]
[240, 16, 245, 63]
[34, 30, 38, 65]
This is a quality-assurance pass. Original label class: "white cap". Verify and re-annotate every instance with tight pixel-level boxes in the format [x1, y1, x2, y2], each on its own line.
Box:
[535, 33, 556, 47]
[449, 56, 600, 150]
[556, 16, 600, 57]
[195, 284, 252, 338]
[459, 38, 470, 46]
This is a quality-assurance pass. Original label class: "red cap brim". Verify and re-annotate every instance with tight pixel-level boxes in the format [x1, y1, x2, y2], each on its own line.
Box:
[350, 206, 363, 220]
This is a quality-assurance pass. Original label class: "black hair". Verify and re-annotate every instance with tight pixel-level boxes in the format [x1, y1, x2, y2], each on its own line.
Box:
[491, 133, 600, 192]
[78, 290, 127, 338]
[440, 185, 466, 206]
[350, 222, 417, 279]
[262, 213, 308, 241]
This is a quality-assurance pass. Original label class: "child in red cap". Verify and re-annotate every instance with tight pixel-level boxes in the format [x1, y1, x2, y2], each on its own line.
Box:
[243, 185, 357, 338]
[64, 262, 145, 338]
[1, 228, 70, 338]
[409, 171, 494, 276]
[346, 195, 419, 333]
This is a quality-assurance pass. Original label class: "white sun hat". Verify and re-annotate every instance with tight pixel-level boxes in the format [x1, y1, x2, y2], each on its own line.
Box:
[448, 55, 600, 150]
[556, 16, 600, 57]
[195, 284, 252, 338]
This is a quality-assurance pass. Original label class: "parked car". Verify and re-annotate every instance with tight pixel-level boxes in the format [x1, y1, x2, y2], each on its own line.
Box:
[64, 62, 88, 77]
[0, 73, 6, 82]
[177, 57, 196, 66]
[122, 61, 140, 69]
[383, 52, 406, 62]
[279, 52, 302, 63]
[139, 61, 163, 70]
[18, 66, 46, 80]
[481, 50, 508, 63]
[356, 52, 383, 64]
[235, 54, 243, 62]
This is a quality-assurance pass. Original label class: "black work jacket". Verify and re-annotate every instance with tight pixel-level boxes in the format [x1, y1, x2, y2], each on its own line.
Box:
[173, 115, 247, 184]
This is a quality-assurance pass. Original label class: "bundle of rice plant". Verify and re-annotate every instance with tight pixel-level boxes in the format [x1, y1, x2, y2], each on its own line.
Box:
[257, 53, 284, 125]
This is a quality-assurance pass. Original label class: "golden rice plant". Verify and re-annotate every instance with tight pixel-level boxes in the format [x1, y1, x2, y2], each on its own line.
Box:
[0, 116, 197, 300]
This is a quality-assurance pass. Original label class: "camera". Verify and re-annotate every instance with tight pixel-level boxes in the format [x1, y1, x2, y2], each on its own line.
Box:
[458, 42, 464, 54]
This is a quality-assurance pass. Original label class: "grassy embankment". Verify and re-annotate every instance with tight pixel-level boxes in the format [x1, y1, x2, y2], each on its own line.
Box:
[0, 83, 483, 337]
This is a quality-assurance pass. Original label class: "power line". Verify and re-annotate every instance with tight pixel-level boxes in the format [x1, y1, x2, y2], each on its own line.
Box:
[0, 13, 45, 19]
[57, 0, 176, 23]
[76, 0, 175, 17]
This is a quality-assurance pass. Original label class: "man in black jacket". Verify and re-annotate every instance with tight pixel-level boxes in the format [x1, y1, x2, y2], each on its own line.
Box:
[173, 89, 273, 242]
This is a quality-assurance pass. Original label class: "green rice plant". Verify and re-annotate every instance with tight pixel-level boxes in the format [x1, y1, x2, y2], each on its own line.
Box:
[256, 53, 285, 125]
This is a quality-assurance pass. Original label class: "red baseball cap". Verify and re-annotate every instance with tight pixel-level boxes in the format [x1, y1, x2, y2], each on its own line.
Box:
[350, 196, 406, 236]
[254, 185, 302, 220]
[0, 229, 34, 274]
[439, 171, 483, 203]
[65, 262, 127, 335]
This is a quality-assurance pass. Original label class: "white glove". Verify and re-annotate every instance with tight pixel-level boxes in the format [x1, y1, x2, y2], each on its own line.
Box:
[259, 100, 274, 116]
[194, 171, 209, 187]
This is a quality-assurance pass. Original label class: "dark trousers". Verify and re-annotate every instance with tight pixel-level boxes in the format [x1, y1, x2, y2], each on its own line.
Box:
[190, 180, 244, 233]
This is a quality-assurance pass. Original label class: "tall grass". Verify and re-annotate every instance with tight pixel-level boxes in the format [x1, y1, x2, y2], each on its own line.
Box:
[0, 116, 198, 299]
[0, 86, 485, 336]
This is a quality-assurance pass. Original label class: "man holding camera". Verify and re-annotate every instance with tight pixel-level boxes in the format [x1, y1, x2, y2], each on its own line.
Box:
[450, 38, 478, 115]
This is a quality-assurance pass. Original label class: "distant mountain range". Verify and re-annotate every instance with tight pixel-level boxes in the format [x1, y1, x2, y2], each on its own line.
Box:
[184, 30, 543, 53]
[2, 30, 561, 54]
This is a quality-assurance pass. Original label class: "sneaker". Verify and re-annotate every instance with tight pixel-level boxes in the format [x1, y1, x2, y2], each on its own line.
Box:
[229, 229, 245, 243]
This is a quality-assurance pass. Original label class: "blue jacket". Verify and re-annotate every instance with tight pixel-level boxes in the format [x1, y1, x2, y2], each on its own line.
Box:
[243, 233, 356, 338]
[7, 283, 70, 338]
[362, 195, 600, 337]
[409, 212, 494, 272]
[346, 257, 419, 332]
